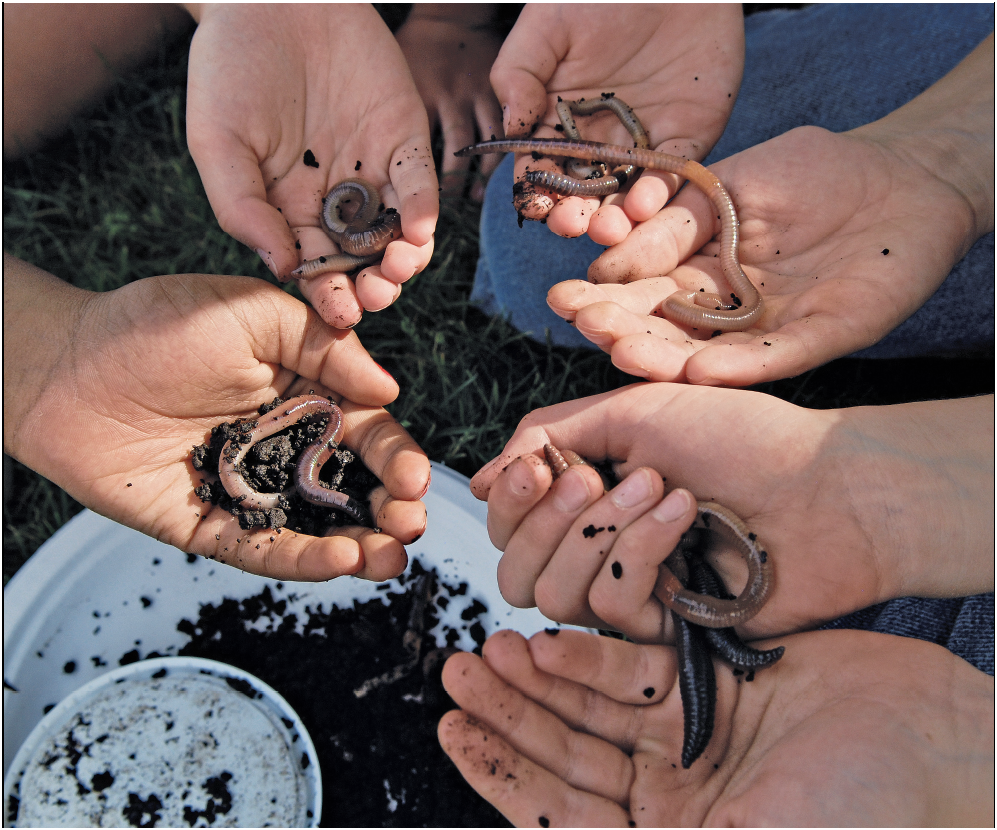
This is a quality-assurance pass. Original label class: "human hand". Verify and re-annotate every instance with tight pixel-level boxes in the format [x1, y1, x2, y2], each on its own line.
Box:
[3, 258, 431, 583]
[490, 4, 743, 237]
[468, 383, 994, 637]
[439, 627, 994, 826]
[547, 125, 986, 384]
[185, 4, 438, 329]
[548, 33, 995, 385]
[395, 4, 504, 201]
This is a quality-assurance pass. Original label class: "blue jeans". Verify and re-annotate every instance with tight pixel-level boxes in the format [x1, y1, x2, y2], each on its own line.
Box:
[473, 4, 995, 674]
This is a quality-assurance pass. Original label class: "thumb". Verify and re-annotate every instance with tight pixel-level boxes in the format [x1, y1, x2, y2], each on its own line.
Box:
[489, 26, 560, 138]
[189, 132, 300, 280]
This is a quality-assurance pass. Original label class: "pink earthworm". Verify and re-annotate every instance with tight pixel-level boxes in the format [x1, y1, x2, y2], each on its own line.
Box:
[291, 178, 402, 280]
[218, 395, 373, 527]
[456, 137, 763, 332]
[543, 443, 771, 627]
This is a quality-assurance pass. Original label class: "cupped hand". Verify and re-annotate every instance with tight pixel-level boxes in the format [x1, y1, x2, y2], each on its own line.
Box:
[15, 272, 431, 583]
[395, 5, 504, 200]
[186, 4, 438, 328]
[490, 4, 743, 237]
[468, 383, 994, 638]
[439, 628, 994, 827]
[548, 124, 983, 385]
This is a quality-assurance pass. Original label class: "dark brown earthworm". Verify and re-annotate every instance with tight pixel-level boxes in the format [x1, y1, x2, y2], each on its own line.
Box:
[291, 178, 402, 280]
[457, 138, 762, 331]
[218, 395, 373, 527]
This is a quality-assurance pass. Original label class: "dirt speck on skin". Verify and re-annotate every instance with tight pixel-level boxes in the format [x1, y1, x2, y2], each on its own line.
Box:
[190, 397, 380, 535]
[174, 562, 511, 827]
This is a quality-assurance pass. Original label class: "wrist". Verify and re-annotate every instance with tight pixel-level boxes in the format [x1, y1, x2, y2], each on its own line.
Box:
[850, 34, 994, 241]
[2, 254, 90, 464]
[830, 397, 994, 602]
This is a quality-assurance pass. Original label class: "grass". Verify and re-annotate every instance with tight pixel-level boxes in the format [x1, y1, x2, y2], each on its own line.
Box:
[3, 26, 993, 585]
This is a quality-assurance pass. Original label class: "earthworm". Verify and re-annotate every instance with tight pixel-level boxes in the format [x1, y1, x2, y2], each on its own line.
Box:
[456, 138, 762, 331]
[291, 179, 402, 280]
[218, 395, 373, 527]
[543, 444, 772, 626]
[527, 94, 651, 196]
[686, 548, 784, 670]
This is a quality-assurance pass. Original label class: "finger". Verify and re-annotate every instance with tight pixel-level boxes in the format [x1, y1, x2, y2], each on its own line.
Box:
[338, 402, 431, 502]
[366, 234, 434, 288]
[437, 711, 630, 828]
[442, 647, 635, 807]
[547, 278, 682, 326]
[588, 489, 698, 642]
[485, 454, 555, 551]
[586, 202, 637, 247]
[532, 468, 666, 626]
[438, 104, 476, 183]
[390, 139, 439, 248]
[353, 271, 402, 313]
[545, 194, 605, 239]
[188, 134, 299, 279]
[368, 484, 428, 546]
[587, 195, 711, 284]
[495, 461, 606, 614]
[297, 271, 364, 330]
[190, 512, 365, 581]
[483, 630, 671, 751]
[526, 629, 678, 712]
[324, 524, 409, 583]
[489, 25, 557, 138]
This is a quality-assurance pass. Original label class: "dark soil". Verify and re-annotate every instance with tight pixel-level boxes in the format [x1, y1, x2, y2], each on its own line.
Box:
[190, 397, 380, 535]
[175, 560, 510, 828]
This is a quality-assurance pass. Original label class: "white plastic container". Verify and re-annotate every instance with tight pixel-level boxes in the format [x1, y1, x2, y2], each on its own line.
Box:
[3, 657, 321, 828]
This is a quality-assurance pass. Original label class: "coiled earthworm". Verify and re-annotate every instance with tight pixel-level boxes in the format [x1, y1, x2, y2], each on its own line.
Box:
[456, 138, 763, 331]
[218, 395, 373, 527]
[543, 444, 772, 627]
[291, 178, 402, 280]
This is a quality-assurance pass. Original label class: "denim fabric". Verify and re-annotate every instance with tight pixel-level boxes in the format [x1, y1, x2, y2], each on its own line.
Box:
[473, 4, 995, 671]
[472, 3, 995, 356]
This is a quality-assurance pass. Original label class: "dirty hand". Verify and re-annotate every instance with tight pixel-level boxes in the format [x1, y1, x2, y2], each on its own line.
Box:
[469, 383, 994, 638]
[438, 628, 994, 827]
[4, 256, 431, 582]
[548, 34, 994, 386]
[185, 4, 438, 328]
[491, 3, 743, 237]
[396, 4, 505, 200]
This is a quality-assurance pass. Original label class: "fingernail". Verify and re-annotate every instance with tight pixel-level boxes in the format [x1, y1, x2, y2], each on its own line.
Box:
[653, 489, 690, 523]
[502, 104, 511, 135]
[255, 248, 278, 278]
[552, 467, 590, 512]
[611, 469, 653, 509]
[417, 470, 431, 500]
[506, 458, 537, 497]
[374, 361, 394, 381]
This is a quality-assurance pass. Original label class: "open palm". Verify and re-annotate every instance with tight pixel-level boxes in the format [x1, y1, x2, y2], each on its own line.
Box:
[439, 627, 993, 826]
[549, 124, 981, 385]
[16, 273, 430, 583]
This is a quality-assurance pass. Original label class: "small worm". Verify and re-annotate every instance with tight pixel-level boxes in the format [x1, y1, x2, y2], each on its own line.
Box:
[218, 395, 373, 527]
[543, 444, 771, 627]
[456, 138, 762, 331]
[291, 178, 402, 280]
[525, 94, 651, 196]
